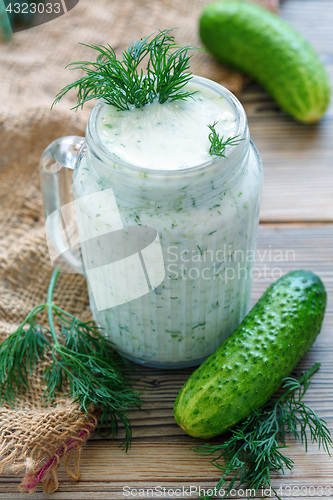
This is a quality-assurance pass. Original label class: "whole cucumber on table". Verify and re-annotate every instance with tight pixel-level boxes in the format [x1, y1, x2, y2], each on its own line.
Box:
[174, 270, 326, 438]
[199, 1, 331, 123]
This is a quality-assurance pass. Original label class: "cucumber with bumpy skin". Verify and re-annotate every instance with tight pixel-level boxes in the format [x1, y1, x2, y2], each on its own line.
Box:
[173, 270, 326, 438]
[199, 1, 331, 123]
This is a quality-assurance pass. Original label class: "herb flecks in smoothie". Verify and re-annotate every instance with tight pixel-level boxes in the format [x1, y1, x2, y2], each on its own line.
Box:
[53, 30, 263, 367]
[72, 76, 263, 366]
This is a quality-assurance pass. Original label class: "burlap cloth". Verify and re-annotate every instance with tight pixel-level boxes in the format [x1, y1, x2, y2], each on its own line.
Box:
[0, 0, 278, 493]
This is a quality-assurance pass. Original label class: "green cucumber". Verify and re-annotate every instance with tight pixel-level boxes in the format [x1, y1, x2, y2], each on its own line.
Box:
[199, 1, 331, 123]
[173, 270, 326, 438]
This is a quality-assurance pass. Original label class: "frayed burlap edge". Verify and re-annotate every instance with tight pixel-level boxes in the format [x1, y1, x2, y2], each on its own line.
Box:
[0, 402, 97, 494]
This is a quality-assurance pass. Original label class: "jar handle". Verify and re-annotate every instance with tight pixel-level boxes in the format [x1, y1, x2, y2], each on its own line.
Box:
[39, 136, 85, 274]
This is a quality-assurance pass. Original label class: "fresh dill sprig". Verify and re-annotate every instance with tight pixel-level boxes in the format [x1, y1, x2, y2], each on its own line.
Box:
[208, 121, 242, 158]
[52, 29, 199, 111]
[194, 363, 332, 500]
[0, 268, 143, 450]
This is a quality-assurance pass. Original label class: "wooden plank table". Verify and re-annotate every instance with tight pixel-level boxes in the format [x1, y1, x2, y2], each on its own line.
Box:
[1, 0, 332, 497]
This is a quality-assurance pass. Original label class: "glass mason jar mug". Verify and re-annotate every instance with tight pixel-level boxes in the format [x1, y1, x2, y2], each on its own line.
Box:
[40, 76, 263, 369]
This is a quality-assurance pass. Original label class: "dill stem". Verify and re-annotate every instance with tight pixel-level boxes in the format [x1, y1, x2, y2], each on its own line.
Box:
[17, 304, 46, 328]
[277, 362, 321, 405]
[46, 267, 61, 347]
[53, 305, 79, 320]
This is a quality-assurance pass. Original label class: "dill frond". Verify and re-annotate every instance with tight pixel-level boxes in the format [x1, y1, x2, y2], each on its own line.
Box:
[52, 29, 199, 111]
[0, 268, 143, 450]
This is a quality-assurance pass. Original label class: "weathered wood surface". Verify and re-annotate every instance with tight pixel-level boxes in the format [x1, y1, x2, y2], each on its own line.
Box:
[0, 224, 332, 499]
[1, 0, 333, 498]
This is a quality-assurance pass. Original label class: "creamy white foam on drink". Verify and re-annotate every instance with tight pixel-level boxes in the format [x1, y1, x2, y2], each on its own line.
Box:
[96, 84, 238, 169]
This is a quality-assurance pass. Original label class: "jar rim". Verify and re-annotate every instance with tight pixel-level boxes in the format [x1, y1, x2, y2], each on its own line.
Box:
[86, 75, 248, 176]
